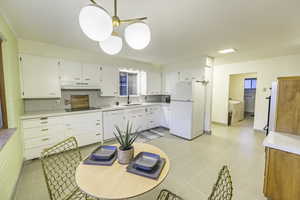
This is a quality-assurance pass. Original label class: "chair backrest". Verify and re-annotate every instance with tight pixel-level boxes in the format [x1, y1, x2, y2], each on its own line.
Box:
[157, 189, 183, 200]
[208, 165, 233, 200]
[40, 137, 82, 200]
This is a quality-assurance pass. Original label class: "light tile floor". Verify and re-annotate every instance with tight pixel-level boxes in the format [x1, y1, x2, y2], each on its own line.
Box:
[14, 119, 267, 200]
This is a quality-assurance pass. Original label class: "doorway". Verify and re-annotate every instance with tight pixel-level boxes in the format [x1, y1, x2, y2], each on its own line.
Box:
[228, 72, 257, 127]
[244, 78, 257, 119]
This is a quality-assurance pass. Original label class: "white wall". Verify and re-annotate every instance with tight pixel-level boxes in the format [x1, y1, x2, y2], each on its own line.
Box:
[213, 54, 300, 130]
[18, 39, 161, 73]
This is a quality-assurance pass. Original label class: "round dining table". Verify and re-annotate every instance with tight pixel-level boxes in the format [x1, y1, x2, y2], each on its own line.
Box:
[75, 143, 170, 199]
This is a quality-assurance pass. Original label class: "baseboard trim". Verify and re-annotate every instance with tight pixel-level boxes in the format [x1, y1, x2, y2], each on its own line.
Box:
[10, 158, 25, 200]
[212, 121, 228, 126]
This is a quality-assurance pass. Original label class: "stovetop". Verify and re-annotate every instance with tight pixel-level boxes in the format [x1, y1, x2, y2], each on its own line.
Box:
[64, 107, 100, 112]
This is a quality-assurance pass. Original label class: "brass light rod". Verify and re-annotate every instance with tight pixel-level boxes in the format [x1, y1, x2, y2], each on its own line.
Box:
[121, 17, 148, 23]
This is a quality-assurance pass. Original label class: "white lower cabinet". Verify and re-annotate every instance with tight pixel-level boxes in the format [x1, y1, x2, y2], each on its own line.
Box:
[161, 105, 171, 128]
[146, 106, 161, 129]
[103, 110, 126, 140]
[22, 112, 103, 160]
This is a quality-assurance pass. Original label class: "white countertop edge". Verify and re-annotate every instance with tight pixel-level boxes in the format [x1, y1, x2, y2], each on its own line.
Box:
[263, 131, 300, 155]
[21, 103, 170, 120]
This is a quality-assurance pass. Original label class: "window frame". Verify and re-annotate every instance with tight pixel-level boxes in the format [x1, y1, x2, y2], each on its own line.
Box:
[244, 78, 257, 89]
[0, 40, 8, 129]
[119, 70, 139, 97]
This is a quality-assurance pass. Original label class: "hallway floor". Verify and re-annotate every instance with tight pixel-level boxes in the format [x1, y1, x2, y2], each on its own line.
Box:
[14, 121, 266, 200]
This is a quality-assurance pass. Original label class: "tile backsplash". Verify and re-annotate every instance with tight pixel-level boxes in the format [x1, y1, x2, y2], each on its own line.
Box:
[24, 90, 168, 113]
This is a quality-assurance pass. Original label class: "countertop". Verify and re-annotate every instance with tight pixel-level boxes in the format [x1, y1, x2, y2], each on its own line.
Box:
[21, 103, 170, 120]
[263, 131, 300, 155]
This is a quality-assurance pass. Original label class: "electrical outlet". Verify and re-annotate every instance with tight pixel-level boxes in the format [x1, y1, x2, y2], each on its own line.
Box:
[55, 100, 61, 104]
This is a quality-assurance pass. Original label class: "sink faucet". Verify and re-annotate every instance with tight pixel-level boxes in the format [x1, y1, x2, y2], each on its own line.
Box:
[127, 93, 130, 105]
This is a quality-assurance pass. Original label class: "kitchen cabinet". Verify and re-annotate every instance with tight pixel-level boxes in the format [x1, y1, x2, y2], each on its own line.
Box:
[64, 112, 102, 146]
[164, 71, 179, 95]
[59, 60, 101, 89]
[103, 110, 126, 140]
[127, 108, 147, 131]
[264, 147, 300, 200]
[146, 106, 161, 129]
[161, 105, 171, 128]
[100, 66, 119, 96]
[82, 64, 101, 88]
[19, 54, 61, 99]
[22, 116, 66, 160]
[59, 60, 82, 87]
[147, 71, 162, 95]
[22, 112, 103, 160]
[275, 77, 300, 135]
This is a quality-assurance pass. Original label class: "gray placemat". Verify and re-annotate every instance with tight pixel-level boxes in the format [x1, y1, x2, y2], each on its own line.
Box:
[83, 152, 117, 166]
[126, 158, 166, 179]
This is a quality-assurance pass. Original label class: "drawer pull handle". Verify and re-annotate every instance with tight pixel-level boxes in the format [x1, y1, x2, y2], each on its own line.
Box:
[41, 129, 48, 131]
[96, 133, 101, 136]
[40, 121, 48, 124]
[42, 138, 49, 141]
[96, 123, 101, 125]
[40, 117, 48, 120]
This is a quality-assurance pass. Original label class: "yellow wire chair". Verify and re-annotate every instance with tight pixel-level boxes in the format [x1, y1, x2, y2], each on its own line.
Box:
[40, 137, 98, 200]
[157, 165, 233, 200]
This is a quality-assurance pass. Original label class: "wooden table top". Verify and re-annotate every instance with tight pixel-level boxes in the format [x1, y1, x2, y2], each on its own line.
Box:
[75, 143, 170, 199]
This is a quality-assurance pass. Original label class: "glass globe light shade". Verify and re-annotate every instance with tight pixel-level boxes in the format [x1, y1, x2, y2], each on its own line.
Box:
[79, 4, 113, 41]
[124, 22, 151, 50]
[99, 33, 123, 55]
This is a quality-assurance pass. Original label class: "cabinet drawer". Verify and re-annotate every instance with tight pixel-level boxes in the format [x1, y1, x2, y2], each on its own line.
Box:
[24, 136, 52, 149]
[23, 126, 49, 139]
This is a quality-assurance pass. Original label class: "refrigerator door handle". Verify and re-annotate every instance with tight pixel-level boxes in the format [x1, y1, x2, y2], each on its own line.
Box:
[172, 99, 193, 102]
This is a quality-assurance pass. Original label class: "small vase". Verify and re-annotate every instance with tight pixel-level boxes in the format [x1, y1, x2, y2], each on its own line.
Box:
[117, 146, 134, 165]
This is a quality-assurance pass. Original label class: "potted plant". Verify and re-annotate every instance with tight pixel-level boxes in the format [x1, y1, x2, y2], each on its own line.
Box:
[113, 122, 139, 164]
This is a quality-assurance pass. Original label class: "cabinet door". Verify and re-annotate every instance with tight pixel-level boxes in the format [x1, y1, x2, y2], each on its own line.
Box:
[82, 64, 101, 88]
[101, 66, 119, 96]
[161, 106, 171, 128]
[276, 77, 300, 135]
[20, 54, 61, 98]
[147, 71, 162, 95]
[165, 71, 179, 95]
[59, 60, 82, 86]
[103, 110, 125, 140]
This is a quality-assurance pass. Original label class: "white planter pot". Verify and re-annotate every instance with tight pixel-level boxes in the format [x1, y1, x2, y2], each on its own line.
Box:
[117, 146, 134, 165]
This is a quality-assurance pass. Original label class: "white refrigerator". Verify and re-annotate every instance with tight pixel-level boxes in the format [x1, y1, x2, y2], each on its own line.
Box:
[170, 81, 206, 140]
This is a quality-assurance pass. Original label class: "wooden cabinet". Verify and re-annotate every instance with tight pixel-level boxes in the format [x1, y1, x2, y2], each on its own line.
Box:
[100, 66, 119, 96]
[59, 60, 82, 87]
[276, 77, 300, 135]
[264, 147, 300, 200]
[19, 54, 61, 98]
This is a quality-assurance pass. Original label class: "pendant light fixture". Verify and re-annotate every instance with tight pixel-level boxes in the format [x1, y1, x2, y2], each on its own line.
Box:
[99, 32, 123, 55]
[79, 0, 151, 55]
[79, 4, 113, 41]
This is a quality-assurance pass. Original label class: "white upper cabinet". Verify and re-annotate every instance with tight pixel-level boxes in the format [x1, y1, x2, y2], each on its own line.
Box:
[164, 71, 179, 95]
[82, 64, 101, 88]
[20, 54, 61, 99]
[147, 71, 162, 95]
[59, 61, 101, 89]
[100, 66, 119, 96]
[59, 60, 82, 87]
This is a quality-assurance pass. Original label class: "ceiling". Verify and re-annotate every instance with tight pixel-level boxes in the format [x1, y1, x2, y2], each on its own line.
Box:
[1, 0, 300, 65]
